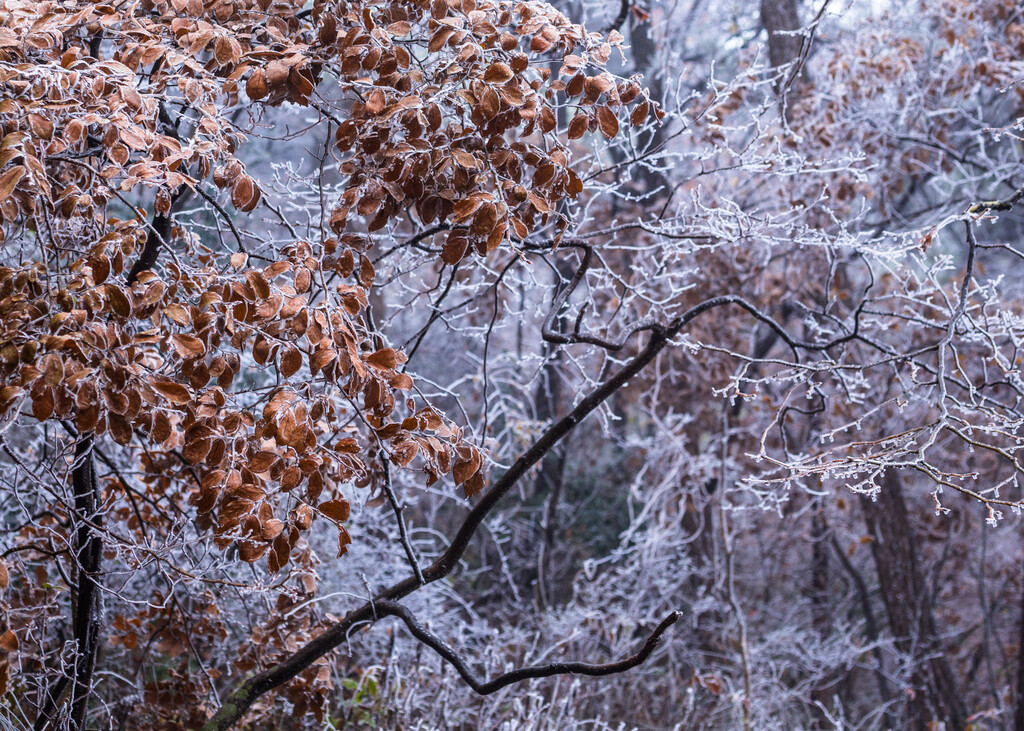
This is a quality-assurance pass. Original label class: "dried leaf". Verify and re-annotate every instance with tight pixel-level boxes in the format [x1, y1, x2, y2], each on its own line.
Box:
[318, 499, 350, 523]
[231, 175, 259, 212]
[366, 348, 400, 370]
[0, 165, 25, 202]
[172, 334, 206, 358]
[483, 62, 514, 84]
[280, 345, 302, 378]
[249, 451, 279, 473]
[151, 379, 191, 405]
[568, 113, 588, 140]
[596, 106, 619, 139]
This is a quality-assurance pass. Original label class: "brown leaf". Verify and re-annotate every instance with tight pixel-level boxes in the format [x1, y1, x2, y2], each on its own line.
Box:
[294, 267, 312, 292]
[280, 465, 302, 490]
[596, 106, 619, 139]
[509, 217, 529, 239]
[151, 379, 191, 405]
[0, 165, 25, 202]
[280, 345, 302, 378]
[0, 558, 7, 589]
[463, 471, 484, 497]
[337, 525, 352, 557]
[386, 21, 412, 36]
[294, 503, 313, 528]
[586, 74, 615, 97]
[245, 270, 271, 300]
[307, 470, 324, 502]
[453, 451, 480, 485]
[452, 149, 481, 169]
[214, 35, 233, 66]
[171, 333, 206, 358]
[480, 87, 500, 119]
[262, 518, 285, 541]
[0, 630, 17, 653]
[441, 233, 469, 264]
[311, 347, 337, 373]
[630, 100, 650, 127]
[249, 451, 279, 473]
[568, 113, 588, 140]
[483, 62, 514, 84]
[366, 348, 400, 370]
[266, 60, 289, 87]
[358, 256, 374, 287]
[165, 303, 191, 326]
[31, 388, 54, 421]
[0, 386, 22, 415]
[390, 372, 414, 390]
[237, 541, 268, 563]
[531, 33, 553, 53]
[365, 89, 386, 116]
[232, 175, 260, 212]
[318, 499, 351, 523]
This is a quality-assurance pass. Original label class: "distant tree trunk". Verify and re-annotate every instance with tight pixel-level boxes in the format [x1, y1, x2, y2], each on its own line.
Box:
[1015, 572, 1024, 729]
[860, 470, 966, 730]
[761, 0, 803, 75]
[531, 257, 573, 607]
[807, 507, 836, 727]
[627, 7, 668, 200]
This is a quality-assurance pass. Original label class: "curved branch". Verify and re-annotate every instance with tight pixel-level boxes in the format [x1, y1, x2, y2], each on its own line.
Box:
[376, 600, 681, 694]
[604, 0, 631, 34]
[541, 246, 861, 356]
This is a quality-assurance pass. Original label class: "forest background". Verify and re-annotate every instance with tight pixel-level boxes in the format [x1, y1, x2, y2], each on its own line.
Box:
[2, 0, 1024, 729]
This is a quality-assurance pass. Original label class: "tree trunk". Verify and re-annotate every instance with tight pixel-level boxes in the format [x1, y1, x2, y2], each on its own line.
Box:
[1014, 569, 1024, 730]
[860, 470, 966, 730]
[35, 438, 102, 731]
[761, 0, 803, 74]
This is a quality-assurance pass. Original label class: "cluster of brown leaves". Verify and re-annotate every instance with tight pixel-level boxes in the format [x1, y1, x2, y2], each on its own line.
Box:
[315, 0, 652, 259]
[0, 0, 651, 720]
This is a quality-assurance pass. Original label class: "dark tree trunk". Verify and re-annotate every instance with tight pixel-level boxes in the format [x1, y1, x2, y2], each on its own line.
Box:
[69, 438, 103, 727]
[35, 438, 103, 731]
[1015, 571, 1024, 730]
[860, 470, 966, 731]
[627, 9, 668, 199]
[761, 0, 803, 73]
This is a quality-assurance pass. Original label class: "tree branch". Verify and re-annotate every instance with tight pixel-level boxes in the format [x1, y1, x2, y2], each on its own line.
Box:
[375, 600, 681, 694]
[203, 295, 763, 729]
[604, 0, 631, 34]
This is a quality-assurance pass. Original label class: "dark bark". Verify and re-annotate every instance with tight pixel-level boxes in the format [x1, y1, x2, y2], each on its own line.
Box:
[125, 212, 171, 286]
[760, 0, 803, 73]
[531, 257, 573, 606]
[35, 128, 175, 725]
[830, 535, 894, 716]
[1015, 575, 1024, 730]
[376, 600, 680, 694]
[627, 7, 668, 199]
[860, 470, 966, 731]
[807, 509, 835, 727]
[34, 438, 102, 731]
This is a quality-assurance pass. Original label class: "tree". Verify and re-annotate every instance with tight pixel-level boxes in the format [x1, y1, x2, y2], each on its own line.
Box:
[4, 0, 1024, 728]
[0, 0, 673, 727]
